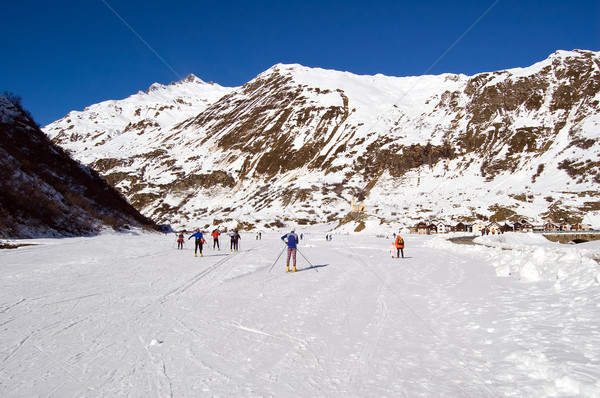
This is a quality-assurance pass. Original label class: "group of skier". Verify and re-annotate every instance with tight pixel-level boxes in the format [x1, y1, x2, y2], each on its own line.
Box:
[175, 227, 406, 271]
[176, 228, 241, 257]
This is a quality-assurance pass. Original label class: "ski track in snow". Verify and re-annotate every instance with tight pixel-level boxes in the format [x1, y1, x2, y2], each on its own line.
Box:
[0, 231, 599, 397]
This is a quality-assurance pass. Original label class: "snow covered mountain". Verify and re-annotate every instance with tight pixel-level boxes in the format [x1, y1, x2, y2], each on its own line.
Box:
[0, 94, 158, 238]
[43, 50, 600, 231]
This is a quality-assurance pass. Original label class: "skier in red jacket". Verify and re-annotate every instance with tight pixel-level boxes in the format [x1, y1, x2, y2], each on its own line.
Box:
[211, 229, 220, 250]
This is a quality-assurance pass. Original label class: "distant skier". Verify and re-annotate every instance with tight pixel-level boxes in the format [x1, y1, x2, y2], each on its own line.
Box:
[177, 231, 185, 250]
[188, 228, 205, 257]
[211, 229, 221, 250]
[281, 228, 299, 272]
[259, 232, 262, 240]
[394, 235, 405, 259]
[229, 229, 241, 252]
[300, 233, 303, 240]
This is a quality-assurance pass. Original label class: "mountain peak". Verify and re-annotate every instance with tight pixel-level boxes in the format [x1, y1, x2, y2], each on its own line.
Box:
[145, 82, 165, 94]
[169, 74, 207, 86]
[145, 74, 212, 94]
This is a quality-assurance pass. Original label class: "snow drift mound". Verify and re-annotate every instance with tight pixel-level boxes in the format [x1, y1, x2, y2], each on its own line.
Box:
[428, 233, 600, 289]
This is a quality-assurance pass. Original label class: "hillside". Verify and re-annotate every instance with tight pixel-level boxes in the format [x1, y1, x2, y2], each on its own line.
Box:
[44, 50, 600, 231]
[0, 94, 159, 238]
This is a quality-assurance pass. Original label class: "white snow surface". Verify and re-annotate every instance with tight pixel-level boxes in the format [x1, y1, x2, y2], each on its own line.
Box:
[2, 229, 599, 397]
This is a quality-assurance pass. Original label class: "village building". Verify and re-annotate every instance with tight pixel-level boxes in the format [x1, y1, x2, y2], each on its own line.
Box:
[513, 220, 534, 232]
[523, 222, 535, 232]
[512, 221, 523, 231]
[453, 222, 467, 232]
[350, 198, 367, 213]
[544, 221, 560, 231]
[416, 222, 429, 234]
[428, 223, 438, 234]
[570, 223, 591, 231]
[435, 221, 452, 234]
[501, 222, 513, 233]
[487, 221, 503, 234]
[472, 221, 486, 235]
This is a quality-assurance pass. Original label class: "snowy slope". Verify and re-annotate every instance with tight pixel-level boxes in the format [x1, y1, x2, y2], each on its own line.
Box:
[44, 75, 235, 161]
[1, 230, 599, 396]
[43, 50, 600, 231]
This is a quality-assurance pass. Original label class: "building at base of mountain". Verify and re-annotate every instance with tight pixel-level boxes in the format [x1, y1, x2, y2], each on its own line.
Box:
[410, 220, 593, 235]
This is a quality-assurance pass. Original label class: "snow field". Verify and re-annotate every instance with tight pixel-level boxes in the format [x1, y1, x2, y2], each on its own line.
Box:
[1, 231, 599, 397]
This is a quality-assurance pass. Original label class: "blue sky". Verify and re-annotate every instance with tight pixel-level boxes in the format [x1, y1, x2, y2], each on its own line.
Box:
[1, 0, 598, 126]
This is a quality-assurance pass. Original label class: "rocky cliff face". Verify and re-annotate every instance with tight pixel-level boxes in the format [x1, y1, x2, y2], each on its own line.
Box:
[0, 95, 158, 238]
[44, 50, 600, 231]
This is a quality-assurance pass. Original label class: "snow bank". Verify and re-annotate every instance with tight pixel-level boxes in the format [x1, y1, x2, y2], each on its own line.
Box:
[428, 233, 600, 288]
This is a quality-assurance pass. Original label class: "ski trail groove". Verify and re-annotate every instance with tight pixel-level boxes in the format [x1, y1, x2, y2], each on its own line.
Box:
[0, 335, 30, 367]
[345, 242, 495, 397]
[0, 298, 26, 314]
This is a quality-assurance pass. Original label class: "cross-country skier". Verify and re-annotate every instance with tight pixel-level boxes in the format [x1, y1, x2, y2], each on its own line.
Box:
[211, 229, 220, 250]
[229, 229, 241, 252]
[188, 228, 205, 257]
[281, 228, 299, 272]
[394, 234, 405, 259]
[177, 231, 185, 249]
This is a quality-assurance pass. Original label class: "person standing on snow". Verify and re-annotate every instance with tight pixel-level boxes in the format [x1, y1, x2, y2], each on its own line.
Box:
[211, 229, 220, 250]
[177, 231, 185, 250]
[394, 234, 405, 259]
[233, 230, 241, 251]
[281, 228, 299, 272]
[188, 228, 205, 257]
[229, 229, 241, 252]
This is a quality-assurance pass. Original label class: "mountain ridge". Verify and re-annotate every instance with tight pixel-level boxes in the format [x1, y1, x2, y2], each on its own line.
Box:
[43, 49, 600, 232]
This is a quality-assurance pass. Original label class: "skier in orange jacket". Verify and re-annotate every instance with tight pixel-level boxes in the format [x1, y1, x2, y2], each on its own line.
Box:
[395, 235, 405, 259]
[211, 229, 220, 250]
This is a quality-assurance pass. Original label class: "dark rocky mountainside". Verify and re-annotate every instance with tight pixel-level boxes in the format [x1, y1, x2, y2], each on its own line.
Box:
[0, 95, 159, 238]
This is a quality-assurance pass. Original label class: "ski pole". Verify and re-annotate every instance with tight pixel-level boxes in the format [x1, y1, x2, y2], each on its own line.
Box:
[297, 248, 318, 272]
[269, 246, 286, 272]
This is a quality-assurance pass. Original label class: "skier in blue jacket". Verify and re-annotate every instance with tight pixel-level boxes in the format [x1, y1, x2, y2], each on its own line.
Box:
[188, 229, 205, 257]
[281, 228, 299, 272]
